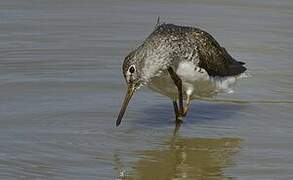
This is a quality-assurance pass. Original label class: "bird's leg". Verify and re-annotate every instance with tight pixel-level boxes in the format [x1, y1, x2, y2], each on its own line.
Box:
[182, 94, 191, 117]
[168, 67, 184, 119]
[172, 99, 183, 122]
[172, 100, 181, 121]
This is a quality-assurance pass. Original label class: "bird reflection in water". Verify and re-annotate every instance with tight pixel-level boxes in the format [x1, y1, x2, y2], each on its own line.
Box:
[114, 124, 241, 179]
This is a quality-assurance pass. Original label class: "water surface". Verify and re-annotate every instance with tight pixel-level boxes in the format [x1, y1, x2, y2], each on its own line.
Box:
[0, 0, 293, 179]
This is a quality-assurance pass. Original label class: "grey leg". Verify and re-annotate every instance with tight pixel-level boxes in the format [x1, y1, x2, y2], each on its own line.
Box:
[172, 100, 183, 122]
[182, 94, 191, 117]
[168, 67, 184, 119]
[172, 101, 179, 118]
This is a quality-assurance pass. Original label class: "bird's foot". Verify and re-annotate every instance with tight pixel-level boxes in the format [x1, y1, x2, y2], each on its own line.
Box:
[182, 107, 188, 117]
[175, 115, 183, 123]
[175, 107, 188, 122]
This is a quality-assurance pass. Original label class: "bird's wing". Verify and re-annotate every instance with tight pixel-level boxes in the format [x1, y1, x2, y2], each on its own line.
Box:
[195, 31, 246, 77]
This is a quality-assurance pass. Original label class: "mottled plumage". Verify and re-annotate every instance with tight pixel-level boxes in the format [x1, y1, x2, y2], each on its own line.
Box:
[117, 23, 247, 126]
[123, 24, 246, 81]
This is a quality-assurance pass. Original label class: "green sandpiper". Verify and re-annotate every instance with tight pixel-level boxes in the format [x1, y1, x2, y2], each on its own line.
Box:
[116, 23, 247, 126]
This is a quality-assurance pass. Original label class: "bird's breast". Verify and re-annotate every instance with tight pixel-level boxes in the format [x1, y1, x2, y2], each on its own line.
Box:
[176, 61, 210, 82]
[148, 71, 179, 100]
[147, 61, 241, 100]
[147, 61, 216, 100]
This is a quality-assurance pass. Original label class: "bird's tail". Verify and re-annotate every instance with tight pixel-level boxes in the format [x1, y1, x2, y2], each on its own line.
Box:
[154, 16, 164, 29]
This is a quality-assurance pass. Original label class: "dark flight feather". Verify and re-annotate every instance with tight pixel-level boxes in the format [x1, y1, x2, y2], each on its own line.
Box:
[194, 30, 247, 77]
[151, 24, 247, 77]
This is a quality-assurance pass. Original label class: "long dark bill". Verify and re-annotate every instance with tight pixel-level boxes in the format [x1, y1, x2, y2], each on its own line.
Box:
[116, 85, 135, 126]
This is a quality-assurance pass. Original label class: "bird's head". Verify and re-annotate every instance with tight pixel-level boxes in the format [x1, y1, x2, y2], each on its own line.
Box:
[116, 50, 146, 126]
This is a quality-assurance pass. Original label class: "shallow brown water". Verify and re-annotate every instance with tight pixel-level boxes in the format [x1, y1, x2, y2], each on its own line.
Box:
[0, 0, 293, 179]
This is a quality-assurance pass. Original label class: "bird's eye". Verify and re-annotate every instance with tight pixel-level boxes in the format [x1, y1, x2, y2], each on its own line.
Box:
[129, 66, 135, 73]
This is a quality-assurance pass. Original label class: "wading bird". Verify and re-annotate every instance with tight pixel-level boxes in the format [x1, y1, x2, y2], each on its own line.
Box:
[116, 23, 247, 126]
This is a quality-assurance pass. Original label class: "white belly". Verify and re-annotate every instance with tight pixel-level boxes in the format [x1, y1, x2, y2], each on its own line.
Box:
[148, 61, 242, 100]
